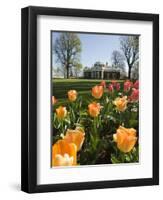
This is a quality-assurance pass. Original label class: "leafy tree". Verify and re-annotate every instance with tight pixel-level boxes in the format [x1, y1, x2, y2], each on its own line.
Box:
[120, 36, 139, 79]
[54, 33, 81, 78]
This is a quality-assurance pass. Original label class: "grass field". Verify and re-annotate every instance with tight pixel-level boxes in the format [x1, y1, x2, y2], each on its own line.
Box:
[52, 78, 123, 106]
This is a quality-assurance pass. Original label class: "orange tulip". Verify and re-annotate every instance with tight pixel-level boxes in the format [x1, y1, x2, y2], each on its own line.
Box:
[100, 80, 106, 88]
[56, 106, 67, 119]
[113, 96, 128, 112]
[92, 85, 103, 99]
[68, 90, 77, 102]
[64, 128, 85, 151]
[113, 126, 137, 153]
[88, 102, 101, 117]
[52, 139, 77, 166]
[52, 96, 57, 105]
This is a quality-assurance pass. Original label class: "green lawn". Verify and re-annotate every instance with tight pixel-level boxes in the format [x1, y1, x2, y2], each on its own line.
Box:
[52, 78, 123, 106]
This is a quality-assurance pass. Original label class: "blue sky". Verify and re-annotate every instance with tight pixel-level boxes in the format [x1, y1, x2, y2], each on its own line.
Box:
[52, 32, 126, 69]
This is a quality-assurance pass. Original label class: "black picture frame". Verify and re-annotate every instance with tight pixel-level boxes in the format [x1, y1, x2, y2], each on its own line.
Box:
[21, 6, 159, 193]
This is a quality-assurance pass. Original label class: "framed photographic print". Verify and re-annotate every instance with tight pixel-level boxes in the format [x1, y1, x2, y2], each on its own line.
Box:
[21, 6, 159, 193]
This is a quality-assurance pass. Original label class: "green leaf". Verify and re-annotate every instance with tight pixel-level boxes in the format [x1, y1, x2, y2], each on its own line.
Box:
[124, 154, 131, 162]
[111, 154, 121, 164]
[129, 119, 138, 127]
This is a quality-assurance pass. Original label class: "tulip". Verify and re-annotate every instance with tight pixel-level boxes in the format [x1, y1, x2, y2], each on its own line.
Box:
[100, 80, 106, 88]
[68, 90, 77, 102]
[56, 106, 67, 119]
[52, 96, 57, 105]
[113, 126, 137, 153]
[53, 154, 74, 166]
[124, 80, 133, 92]
[113, 96, 128, 112]
[64, 128, 85, 151]
[52, 139, 77, 166]
[133, 80, 139, 89]
[108, 84, 114, 92]
[129, 88, 139, 102]
[92, 85, 103, 99]
[111, 80, 117, 86]
[88, 102, 101, 117]
[115, 82, 120, 91]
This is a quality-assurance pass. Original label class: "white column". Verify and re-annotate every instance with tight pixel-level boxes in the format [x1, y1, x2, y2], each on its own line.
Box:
[101, 70, 104, 79]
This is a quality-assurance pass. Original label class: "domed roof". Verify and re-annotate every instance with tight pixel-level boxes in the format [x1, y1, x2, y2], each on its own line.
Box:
[94, 61, 104, 66]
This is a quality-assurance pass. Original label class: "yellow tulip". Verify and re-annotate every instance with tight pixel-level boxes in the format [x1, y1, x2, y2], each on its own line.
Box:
[53, 154, 74, 166]
[113, 96, 128, 112]
[52, 139, 77, 166]
[113, 126, 137, 153]
[88, 102, 101, 117]
[56, 106, 67, 119]
[64, 128, 85, 151]
[68, 90, 77, 102]
[92, 85, 103, 99]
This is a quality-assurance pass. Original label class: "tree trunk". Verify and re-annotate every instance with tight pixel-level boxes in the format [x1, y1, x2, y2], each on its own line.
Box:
[66, 65, 69, 79]
[128, 65, 132, 79]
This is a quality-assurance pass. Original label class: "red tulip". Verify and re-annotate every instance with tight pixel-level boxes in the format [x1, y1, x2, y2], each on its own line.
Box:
[115, 82, 120, 91]
[129, 88, 139, 102]
[133, 80, 139, 89]
[124, 80, 133, 92]
[108, 84, 114, 92]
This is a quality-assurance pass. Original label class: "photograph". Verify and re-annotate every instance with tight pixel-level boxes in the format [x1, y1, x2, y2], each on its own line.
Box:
[21, 6, 159, 193]
[51, 31, 139, 167]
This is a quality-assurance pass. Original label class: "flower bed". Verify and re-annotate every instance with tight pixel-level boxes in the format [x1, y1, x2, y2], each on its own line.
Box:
[52, 80, 139, 166]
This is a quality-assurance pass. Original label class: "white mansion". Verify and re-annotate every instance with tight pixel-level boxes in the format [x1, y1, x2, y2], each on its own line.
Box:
[83, 62, 121, 80]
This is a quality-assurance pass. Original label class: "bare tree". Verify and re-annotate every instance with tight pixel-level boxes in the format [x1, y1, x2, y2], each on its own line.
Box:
[111, 50, 125, 68]
[53, 33, 81, 79]
[120, 36, 139, 79]
[111, 50, 126, 75]
[131, 61, 139, 79]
